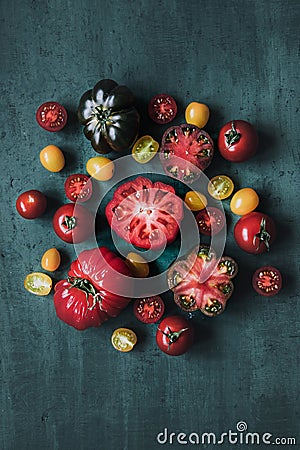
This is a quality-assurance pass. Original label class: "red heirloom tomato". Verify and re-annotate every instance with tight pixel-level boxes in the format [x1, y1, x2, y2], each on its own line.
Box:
[218, 120, 258, 162]
[252, 266, 282, 297]
[105, 176, 184, 250]
[159, 124, 214, 182]
[167, 245, 238, 316]
[196, 207, 225, 236]
[148, 94, 177, 124]
[16, 190, 47, 219]
[64, 174, 92, 202]
[54, 247, 132, 330]
[133, 296, 165, 324]
[156, 315, 194, 356]
[234, 212, 276, 254]
[52, 203, 94, 244]
[36, 101, 67, 132]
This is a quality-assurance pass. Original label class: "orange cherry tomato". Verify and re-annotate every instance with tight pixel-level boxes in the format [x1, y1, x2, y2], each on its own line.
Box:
[41, 248, 61, 272]
[111, 328, 137, 352]
[40, 145, 65, 172]
[208, 175, 234, 200]
[184, 191, 207, 211]
[86, 156, 114, 181]
[185, 102, 210, 128]
[230, 188, 259, 215]
[125, 252, 150, 278]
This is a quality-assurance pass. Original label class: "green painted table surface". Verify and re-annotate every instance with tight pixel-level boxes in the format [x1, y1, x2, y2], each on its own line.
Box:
[0, 1, 299, 449]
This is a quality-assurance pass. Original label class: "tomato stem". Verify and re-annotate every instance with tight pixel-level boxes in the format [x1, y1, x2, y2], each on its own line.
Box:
[225, 121, 241, 147]
[158, 326, 189, 351]
[63, 215, 77, 231]
[253, 217, 271, 251]
[67, 276, 105, 311]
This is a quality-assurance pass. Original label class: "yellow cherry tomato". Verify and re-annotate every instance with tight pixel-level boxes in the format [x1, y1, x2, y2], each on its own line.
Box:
[131, 135, 159, 164]
[125, 252, 150, 278]
[39, 145, 65, 172]
[185, 102, 210, 128]
[230, 188, 259, 215]
[41, 248, 61, 272]
[184, 191, 207, 211]
[86, 156, 114, 181]
[24, 272, 52, 296]
[111, 328, 137, 352]
[208, 175, 234, 200]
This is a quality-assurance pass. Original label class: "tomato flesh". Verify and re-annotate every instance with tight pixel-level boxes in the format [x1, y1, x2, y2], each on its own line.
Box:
[148, 94, 177, 124]
[36, 101, 67, 132]
[208, 175, 234, 200]
[159, 124, 214, 182]
[132, 135, 159, 163]
[133, 296, 164, 323]
[196, 207, 225, 236]
[111, 328, 137, 352]
[24, 272, 52, 296]
[64, 174, 92, 202]
[252, 266, 282, 297]
[105, 176, 184, 250]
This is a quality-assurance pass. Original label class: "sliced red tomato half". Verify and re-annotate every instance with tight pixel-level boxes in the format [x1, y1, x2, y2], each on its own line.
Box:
[64, 174, 92, 202]
[167, 245, 238, 317]
[105, 177, 184, 250]
[196, 207, 225, 236]
[36, 101, 67, 132]
[133, 296, 165, 323]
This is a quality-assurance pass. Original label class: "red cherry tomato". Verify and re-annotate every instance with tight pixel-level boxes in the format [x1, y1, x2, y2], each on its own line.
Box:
[218, 120, 258, 162]
[156, 315, 194, 356]
[148, 94, 177, 124]
[234, 212, 276, 254]
[252, 266, 282, 297]
[52, 203, 94, 244]
[36, 101, 67, 132]
[133, 296, 165, 324]
[16, 190, 47, 219]
[64, 174, 92, 203]
[196, 207, 225, 236]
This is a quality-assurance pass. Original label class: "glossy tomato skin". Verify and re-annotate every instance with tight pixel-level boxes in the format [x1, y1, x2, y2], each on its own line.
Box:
[230, 188, 259, 215]
[185, 102, 210, 128]
[53, 247, 132, 330]
[234, 212, 276, 254]
[52, 203, 94, 244]
[156, 316, 194, 356]
[16, 190, 47, 219]
[218, 120, 258, 162]
[40, 145, 65, 172]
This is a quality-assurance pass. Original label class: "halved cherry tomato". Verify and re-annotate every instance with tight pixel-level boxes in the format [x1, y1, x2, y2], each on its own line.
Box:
[185, 102, 210, 128]
[36, 101, 67, 132]
[40, 145, 65, 172]
[252, 266, 282, 297]
[184, 191, 207, 211]
[111, 328, 137, 352]
[208, 175, 234, 200]
[86, 156, 114, 181]
[41, 248, 61, 272]
[148, 94, 177, 124]
[230, 188, 259, 215]
[131, 135, 159, 164]
[64, 174, 92, 202]
[125, 252, 149, 278]
[133, 296, 165, 324]
[16, 190, 47, 219]
[196, 207, 225, 236]
[24, 272, 52, 296]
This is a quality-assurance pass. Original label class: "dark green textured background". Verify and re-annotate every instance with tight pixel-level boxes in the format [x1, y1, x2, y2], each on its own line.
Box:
[0, 1, 299, 449]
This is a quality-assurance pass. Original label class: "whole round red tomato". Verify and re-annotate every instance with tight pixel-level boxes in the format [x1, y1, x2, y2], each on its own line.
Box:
[156, 315, 194, 356]
[234, 212, 276, 254]
[16, 190, 47, 219]
[218, 120, 258, 162]
[52, 203, 94, 244]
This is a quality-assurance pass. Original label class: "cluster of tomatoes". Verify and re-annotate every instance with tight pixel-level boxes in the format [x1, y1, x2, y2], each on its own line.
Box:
[15, 83, 282, 357]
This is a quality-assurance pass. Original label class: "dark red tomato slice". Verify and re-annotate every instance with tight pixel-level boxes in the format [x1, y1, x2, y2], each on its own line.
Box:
[148, 94, 177, 124]
[133, 296, 165, 324]
[159, 124, 214, 182]
[16, 190, 47, 219]
[105, 176, 184, 250]
[252, 266, 282, 297]
[36, 101, 68, 132]
[64, 174, 92, 203]
[196, 207, 225, 236]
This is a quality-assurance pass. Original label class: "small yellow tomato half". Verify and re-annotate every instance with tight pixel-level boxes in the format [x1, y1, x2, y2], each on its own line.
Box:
[132, 135, 159, 164]
[39, 145, 65, 172]
[24, 272, 52, 296]
[125, 252, 150, 278]
[185, 102, 210, 128]
[111, 328, 137, 352]
[184, 191, 207, 211]
[230, 188, 259, 215]
[41, 248, 61, 272]
[208, 175, 234, 200]
[86, 156, 115, 181]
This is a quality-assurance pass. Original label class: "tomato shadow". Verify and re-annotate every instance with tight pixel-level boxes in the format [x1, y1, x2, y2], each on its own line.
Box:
[255, 126, 278, 158]
[62, 146, 83, 173]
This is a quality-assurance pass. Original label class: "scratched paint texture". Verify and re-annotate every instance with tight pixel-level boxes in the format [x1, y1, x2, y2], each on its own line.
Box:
[0, 0, 299, 449]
